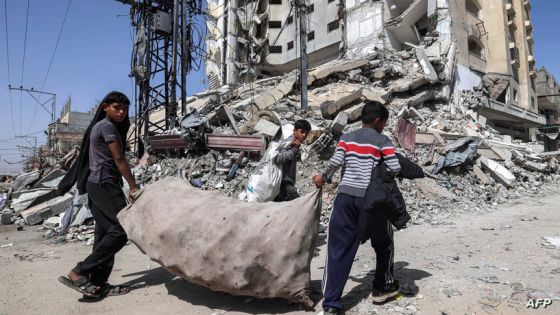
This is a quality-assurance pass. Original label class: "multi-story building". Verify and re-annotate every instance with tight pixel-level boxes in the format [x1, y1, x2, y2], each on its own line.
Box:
[451, 0, 544, 140]
[205, 0, 342, 87]
[536, 67, 560, 151]
[205, 0, 545, 139]
[47, 103, 95, 154]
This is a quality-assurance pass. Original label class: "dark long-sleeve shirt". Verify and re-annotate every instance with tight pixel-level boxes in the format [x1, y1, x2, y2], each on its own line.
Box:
[273, 135, 300, 186]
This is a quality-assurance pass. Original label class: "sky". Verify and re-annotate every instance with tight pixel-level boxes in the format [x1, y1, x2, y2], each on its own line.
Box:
[1, 0, 559, 175]
[0, 0, 206, 174]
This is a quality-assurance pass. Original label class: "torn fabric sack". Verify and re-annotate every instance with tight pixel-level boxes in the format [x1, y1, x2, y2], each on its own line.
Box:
[433, 137, 484, 174]
[118, 177, 321, 303]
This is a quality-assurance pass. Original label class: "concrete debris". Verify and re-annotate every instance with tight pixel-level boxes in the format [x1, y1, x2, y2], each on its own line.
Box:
[480, 157, 516, 188]
[361, 88, 391, 104]
[253, 119, 280, 138]
[20, 194, 73, 226]
[307, 58, 369, 85]
[415, 48, 439, 84]
[472, 165, 490, 185]
[32, 169, 66, 189]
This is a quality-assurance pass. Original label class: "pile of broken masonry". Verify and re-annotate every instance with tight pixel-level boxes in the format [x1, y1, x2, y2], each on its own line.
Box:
[2, 37, 560, 243]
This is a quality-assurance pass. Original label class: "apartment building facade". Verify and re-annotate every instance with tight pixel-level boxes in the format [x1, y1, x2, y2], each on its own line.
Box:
[205, 0, 544, 139]
[450, 0, 544, 140]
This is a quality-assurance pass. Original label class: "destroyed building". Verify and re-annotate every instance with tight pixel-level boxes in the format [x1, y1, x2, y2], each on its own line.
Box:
[205, 0, 545, 140]
[536, 67, 560, 152]
[47, 102, 95, 154]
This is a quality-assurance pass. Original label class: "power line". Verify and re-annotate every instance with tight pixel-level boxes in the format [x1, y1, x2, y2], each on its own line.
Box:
[3, 0, 16, 136]
[19, 0, 31, 134]
[0, 129, 45, 142]
[38, 0, 71, 92]
[29, 0, 72, 133]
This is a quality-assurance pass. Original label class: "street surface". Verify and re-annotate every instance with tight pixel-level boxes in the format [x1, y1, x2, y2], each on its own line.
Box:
[1, 190, 559, 315]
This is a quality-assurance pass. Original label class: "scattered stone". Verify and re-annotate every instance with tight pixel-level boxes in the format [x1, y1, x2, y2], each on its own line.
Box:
[478, 296, 501, 308]
[479, 275, 500, 283]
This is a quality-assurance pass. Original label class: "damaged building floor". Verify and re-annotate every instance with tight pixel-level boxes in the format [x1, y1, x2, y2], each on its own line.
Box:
[2, 190, 559, 315]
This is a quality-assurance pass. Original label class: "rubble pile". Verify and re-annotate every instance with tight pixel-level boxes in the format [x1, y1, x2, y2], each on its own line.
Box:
[1, 42, 560, 236]
[130, 45, 560, 228]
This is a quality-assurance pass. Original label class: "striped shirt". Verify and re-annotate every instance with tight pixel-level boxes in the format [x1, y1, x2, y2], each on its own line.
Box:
[322, 128, 401, 197]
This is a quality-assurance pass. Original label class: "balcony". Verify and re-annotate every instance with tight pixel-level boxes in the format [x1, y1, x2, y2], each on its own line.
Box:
[524, 0, 531, 11]
[506, 3, 515, 15]
[481, 99, 546, 127]
[509, 41, 516, 49]
[525, 20, 533, 33]
[527, 34, 534, 44]
[528, 54, 535, 65]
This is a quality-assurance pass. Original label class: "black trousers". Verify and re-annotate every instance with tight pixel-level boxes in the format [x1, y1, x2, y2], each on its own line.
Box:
[274, 181, 300, 202]
[73, 182, 128, 286]
[322, 193, 394, 310]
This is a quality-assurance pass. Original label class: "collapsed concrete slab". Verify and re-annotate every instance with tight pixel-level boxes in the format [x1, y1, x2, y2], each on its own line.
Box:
[20, 194, 73, 226]
[522, 161, 549, 173]
[32, 169, 66, 189]
[319, 86, 363, 118]
[245, 75, 297, 114]
[118, 177, 321, 303]
[11, 188, 56, 213]
[307, 58, 369, 85]
[415, 48, 439, 84]
[390, 77, 429, 92]
[480, 157, 515, 187]
[361, 88, 390, 104]
[405, 90, 435, 107]
[11, 171, 41, 193]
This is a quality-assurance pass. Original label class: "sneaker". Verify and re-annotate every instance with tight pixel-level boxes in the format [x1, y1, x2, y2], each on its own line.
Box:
[323, 307, 340, 315]
[371, 280, 400, 303]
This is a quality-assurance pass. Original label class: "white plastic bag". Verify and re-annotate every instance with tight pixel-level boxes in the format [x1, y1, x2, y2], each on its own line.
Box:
[246, 142, 283, 202]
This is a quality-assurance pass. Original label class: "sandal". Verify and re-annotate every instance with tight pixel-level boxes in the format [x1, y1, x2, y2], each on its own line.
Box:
[101, 284, 131, 297]
[58, 275, 101, 298]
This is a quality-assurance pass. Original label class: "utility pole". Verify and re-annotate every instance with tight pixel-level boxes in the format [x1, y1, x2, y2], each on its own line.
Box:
[297, 0, 308, 112]
[8, 86, 57, 124]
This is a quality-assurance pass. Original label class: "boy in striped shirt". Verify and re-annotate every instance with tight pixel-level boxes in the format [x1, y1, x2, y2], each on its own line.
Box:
[313, 101, 401, 314]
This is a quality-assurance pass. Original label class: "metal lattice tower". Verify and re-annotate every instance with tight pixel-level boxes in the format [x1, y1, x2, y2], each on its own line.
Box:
[116, 0, 200, 156]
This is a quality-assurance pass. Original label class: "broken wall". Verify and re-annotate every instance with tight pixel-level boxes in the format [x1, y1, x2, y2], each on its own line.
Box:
[345, 0, 386, 59]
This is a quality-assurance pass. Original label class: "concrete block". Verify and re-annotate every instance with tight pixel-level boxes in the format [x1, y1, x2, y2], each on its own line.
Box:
[415, 48, 439, 84]
[361, 88, 390, 104]
[390, 77, 428, 93]
[320, 88, 363, 118]
[342, 104, 365, 122]
[20, 194, 73, 226]
[523, 161, 549, 173]
[406, 90, 435, 107]
[472, 165, 489, 185]
[329, 112, 348, 135]
[254, 119, 280, 137]
[32, 169, 66, 189]
[250, 75, 297, 113]
[307, 58, 369, 85]
[479, 157, 515, 187]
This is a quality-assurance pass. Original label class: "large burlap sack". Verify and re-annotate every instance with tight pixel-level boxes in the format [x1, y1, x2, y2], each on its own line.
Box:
[118, 177, 321, 302]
